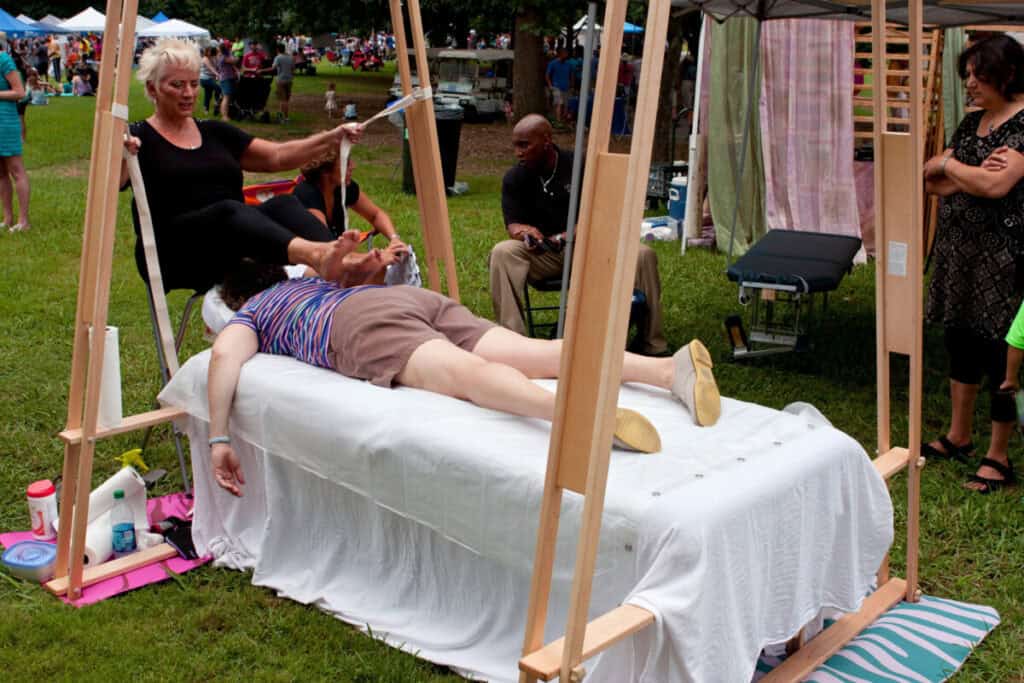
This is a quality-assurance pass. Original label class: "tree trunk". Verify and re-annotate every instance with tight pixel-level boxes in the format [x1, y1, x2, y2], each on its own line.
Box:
[513, 5, 547, 124]
[652, 12, 687, 163]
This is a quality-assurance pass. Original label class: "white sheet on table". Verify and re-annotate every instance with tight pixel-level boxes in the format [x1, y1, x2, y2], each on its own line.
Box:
[160, 350, 893, 683]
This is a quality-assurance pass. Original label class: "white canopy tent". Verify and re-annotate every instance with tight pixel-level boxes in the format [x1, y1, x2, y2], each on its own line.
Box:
[58, 7, 107, 33]
[137, 18, 209, 39]
[16, 13, 35, 23]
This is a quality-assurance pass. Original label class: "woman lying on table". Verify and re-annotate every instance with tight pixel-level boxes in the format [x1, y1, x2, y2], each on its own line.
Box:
[206, 241, 722, 497]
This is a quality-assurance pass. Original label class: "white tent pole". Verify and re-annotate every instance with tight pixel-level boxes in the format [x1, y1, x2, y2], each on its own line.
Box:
[683, 13, 707, 245]
[556, 1, 599, 339]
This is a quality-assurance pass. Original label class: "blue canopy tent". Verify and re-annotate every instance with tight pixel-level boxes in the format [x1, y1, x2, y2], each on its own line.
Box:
[0, 8, 46, 36]
[151, 11, 169, 22]
[30, 20, 70, 33]
[623, 21, 644, 33]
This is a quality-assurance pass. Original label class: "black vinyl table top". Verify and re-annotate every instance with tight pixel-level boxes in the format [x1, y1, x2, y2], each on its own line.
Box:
[726, 230, 862, 293]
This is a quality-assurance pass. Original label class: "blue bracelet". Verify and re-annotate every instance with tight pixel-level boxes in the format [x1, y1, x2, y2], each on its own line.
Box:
[209, 435, 231, 446]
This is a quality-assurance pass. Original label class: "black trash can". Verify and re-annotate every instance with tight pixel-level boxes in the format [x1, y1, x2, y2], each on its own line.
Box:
[401, 104, 464, 195]
[435, 105, 464, 190]
[401, 125, 415, 194]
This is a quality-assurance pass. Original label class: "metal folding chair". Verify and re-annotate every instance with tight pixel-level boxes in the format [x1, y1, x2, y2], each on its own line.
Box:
[139, 283, 201, 495]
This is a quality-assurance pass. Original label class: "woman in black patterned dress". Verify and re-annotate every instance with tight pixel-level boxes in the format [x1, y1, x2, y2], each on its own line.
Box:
[923, 34, 1024, 492]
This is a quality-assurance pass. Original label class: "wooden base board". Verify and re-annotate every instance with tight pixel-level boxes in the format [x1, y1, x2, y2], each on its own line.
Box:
[759, 577, 907, 682]
[519, 604, 654, 681]
[874, 447, 910, 480]
[44, 543, 179, 596]
[59, 406, 185, 445]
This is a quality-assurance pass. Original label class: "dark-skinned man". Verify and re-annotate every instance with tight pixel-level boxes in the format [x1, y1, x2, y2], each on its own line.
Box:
[489, 114, 668, 355]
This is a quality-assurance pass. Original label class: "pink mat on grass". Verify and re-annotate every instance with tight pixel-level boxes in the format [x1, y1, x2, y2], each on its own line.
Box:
[0, 492, 210, 606]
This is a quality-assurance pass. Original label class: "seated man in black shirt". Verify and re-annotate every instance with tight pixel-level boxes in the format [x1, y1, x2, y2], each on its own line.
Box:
[490, 114, 668, 355]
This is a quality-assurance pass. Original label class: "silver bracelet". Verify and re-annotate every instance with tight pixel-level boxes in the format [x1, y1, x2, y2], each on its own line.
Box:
[940, 151, 953, 174]
[209, 435, 231, 446]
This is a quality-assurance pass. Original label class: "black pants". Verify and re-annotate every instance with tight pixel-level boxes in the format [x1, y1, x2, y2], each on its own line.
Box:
[135, 194, 333, 293]
[944, 326, 1016, 423]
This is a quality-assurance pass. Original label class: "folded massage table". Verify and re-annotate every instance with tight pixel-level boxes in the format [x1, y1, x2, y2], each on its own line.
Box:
[159, 350, 893, 682]
[726, 230, 863, 359]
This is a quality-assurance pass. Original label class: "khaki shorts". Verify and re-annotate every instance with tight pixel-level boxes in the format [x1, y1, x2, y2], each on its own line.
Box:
[327, 285, 495, 387]
[275, 80, 293, 101]
[551, 87, 567, 107]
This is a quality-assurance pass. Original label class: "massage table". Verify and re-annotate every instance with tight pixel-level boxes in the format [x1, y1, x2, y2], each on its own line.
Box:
[726, 230, 863, 359]
[159, 349, 892, 682]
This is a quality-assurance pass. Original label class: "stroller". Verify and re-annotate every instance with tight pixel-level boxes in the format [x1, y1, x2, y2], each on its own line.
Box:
[231, 75, 273, 122]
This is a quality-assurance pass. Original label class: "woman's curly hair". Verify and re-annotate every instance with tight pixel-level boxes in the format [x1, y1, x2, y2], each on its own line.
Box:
[219, 259, 289, 311]
[300, 147, 340, 183]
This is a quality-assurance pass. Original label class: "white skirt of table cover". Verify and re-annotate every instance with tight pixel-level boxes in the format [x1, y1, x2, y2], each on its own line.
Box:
[160, 351, 894, 683]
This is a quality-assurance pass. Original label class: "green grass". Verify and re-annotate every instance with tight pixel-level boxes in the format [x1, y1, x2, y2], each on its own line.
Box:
[0, 71, 1021, 681]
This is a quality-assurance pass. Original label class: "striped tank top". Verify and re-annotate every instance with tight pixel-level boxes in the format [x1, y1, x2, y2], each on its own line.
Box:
[228, 277, 378, 368]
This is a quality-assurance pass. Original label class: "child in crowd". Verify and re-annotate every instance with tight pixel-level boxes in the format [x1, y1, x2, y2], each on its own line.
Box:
[324, 82, 338, 118]
[26, 69, 58, 105]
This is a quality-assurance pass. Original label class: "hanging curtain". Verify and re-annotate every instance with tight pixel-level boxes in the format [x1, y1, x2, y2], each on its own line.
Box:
[707, 17, 766, 256]
[758, 19, 861, 242]
[942, 28, 966, 146]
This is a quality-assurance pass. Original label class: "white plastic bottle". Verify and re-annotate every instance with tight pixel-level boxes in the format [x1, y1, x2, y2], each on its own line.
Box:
[110, 489, 137, 558]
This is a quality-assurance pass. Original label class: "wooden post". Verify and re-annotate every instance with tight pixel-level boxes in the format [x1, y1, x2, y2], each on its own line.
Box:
[905, 0, 925, 605]
[519, 0, 668, 679]
[388, 0, 460, 301]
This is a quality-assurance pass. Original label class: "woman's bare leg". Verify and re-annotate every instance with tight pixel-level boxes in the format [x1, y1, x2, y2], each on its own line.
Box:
[0, 157, 13, 225]
[397, 338, 556, 420]
[398, 337, 661, 450]
[471, 326, 673, 388]
[6, 155, 29, 225]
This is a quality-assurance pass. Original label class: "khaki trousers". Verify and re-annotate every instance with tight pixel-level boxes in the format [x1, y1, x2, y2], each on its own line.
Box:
[488, 238, 667, 354]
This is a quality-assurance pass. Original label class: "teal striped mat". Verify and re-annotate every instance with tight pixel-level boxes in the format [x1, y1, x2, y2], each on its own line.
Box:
[756, 596, 1000, 682]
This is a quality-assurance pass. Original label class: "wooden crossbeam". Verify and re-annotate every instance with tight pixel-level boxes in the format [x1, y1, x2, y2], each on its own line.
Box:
[58, 406, 186, 445]
[873, 447, 911, 479]
[519, 605, 655, 680]
[44, 543, 179, 596]
[759, 578, 908, 682]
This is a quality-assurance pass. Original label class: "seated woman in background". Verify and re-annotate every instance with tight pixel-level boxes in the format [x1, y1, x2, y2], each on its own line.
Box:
[25, 68, 58, 105]
[294, 149, 408, 285]
[121, 38, 361, 294]
[206, 248, 722, 497]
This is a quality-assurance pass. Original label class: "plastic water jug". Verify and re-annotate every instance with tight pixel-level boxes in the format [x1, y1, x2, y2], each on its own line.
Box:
[668, 175, 688, 224]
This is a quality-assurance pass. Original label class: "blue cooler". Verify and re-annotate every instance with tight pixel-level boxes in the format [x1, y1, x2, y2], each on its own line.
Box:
[668, 176, 687, 221]
[668, 175, 687, 240]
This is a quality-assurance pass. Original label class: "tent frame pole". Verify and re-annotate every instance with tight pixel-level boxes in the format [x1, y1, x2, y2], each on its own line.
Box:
[556, 1, 599, 339]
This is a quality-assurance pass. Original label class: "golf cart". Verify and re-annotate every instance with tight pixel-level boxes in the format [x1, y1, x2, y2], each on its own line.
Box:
[433, 49, 513, 122]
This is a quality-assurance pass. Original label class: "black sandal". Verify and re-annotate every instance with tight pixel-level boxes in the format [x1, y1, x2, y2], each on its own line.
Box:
[965, 458, 1017, 494]
[921, 436, 974, 465]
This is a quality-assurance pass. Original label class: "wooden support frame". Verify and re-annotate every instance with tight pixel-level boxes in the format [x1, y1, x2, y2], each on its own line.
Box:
[52, 0, 457, 600]
[519, 0, 932, 679]
[389, 0, 460, 301]
[518, 0, 669, 679]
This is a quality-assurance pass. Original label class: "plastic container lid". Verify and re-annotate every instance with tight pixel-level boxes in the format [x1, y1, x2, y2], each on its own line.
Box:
[26, 479, 55, 498]
[2, 540, 57, 570]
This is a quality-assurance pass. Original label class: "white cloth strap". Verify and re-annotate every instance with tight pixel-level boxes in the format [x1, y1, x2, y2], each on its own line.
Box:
[125, 147, 179, 376]
[338, 87, 432, 231]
